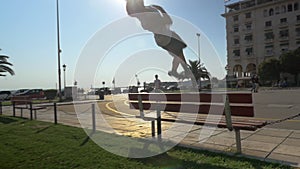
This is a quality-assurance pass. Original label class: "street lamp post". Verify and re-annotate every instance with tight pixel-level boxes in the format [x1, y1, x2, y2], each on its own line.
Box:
[63, 64, 66, 90]
[196, 33, 201, 91]
[196, 33, 201, 62]
[56, 0, 62, 101]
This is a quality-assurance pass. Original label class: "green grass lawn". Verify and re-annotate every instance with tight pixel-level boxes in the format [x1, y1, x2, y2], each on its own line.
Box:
[0, 116, 293, 169]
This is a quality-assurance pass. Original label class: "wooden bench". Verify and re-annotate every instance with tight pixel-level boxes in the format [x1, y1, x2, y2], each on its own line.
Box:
[128, 92, 267, 153]
[11, 96, 46, 120]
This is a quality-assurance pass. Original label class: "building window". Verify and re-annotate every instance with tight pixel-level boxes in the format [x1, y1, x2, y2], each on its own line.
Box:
[264, 9, 268, 17]
[233, 15, 239, 22]
[288, 4, 293, 12]
[296, 27, 300, 36]
[265, 32, 274, 40]
[281, 5, 286, 13]
[233, 50, 240, 57]
[275, 6, 280, 14]
[234, 38, 240, 45]
[280, 43, 289, 53]
[295, 3, 299, 11]
[265, 21, 272, 27]
[269, 8, 274, 16]
[244, 34, 253, 42]
[280, 18, 287, 24]
[245, 23, 252, 30]
[297, 15, 300, 21]
[279, 30, 289, 38]
[245, 48, 253, 56]
[234, 26, 239, 32]
[265, 45, 274, 55]
[245, 12, 251, 19]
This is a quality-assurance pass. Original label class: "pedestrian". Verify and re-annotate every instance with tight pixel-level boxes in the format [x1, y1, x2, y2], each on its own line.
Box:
[126, 0, 189, 79]
[251, 74, 259, 93]
[154, 74, 161, 92]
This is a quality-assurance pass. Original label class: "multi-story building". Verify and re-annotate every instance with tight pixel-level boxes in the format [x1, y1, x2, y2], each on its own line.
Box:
[223, 0, 300, 79]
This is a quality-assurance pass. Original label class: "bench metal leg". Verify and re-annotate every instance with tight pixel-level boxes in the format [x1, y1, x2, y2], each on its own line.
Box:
[13, 103, 16, 117]
[151, 120, 155, 137]
[235, 129, 242, 154]
[0, 102, 2, 115]
[34, 110, 37, 120]
[54, 103, 58, 124]
[29, 103, 33, 120]
[157, 110, 162, 140]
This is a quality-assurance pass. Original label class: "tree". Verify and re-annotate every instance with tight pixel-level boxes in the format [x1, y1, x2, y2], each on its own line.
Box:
[258, 59, 281, 85]
[184, 60, 210, 89]
[0, 55, 15, 76]
[187, 60, 210, 80]
[280, 47, 300, 85]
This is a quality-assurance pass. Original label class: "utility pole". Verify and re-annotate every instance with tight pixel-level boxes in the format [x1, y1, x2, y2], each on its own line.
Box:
[196, 33, 201, 91]
[56, 0, 62, 101]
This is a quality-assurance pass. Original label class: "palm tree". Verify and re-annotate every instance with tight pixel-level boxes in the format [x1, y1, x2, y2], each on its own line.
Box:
[0, 55, 15, 76]
[187, 60, 210, 82]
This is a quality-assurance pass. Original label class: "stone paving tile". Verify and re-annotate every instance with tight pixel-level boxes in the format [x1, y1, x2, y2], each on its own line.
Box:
[179, 138, 199, 146]
[202, 136, 236, 147]
[189, 127, 225, 137]
[188, 142, 231, 152]
[217, 130, 252, 139]
[281, 137, 300, 146]
[272, 144, 300, 157]
[290, 131, 300, 139]
[266, 153, 300, 167]
[241, 140, 278, 152]
[246, 135, 286, 144]
[241, 149, 270, 159]
[256, 128, 293, 138]
[162, 130, 188, 139]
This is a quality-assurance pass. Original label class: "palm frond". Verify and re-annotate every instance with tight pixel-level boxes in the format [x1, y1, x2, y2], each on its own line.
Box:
[0, 55, 9, 61]
[0, 61, 13, 66]
[0, 65, 15, 76]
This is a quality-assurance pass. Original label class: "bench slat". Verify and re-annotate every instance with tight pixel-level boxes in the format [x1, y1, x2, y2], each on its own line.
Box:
[139, 116, 258, 131]
[129, 93, 253, 104]
[130, 102, 254, 117]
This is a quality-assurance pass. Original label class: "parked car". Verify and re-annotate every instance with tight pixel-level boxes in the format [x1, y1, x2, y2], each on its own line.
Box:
[0, 91, 12, 100]
[13, 89, 28, 96]
[166, 85, 179, 91]
[15, 89, 45, 99]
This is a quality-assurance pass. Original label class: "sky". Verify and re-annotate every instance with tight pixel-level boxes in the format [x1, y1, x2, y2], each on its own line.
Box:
[0, 0, 231, 90]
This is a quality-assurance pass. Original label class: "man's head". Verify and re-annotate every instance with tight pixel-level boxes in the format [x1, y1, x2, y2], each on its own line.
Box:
[155, 74, 158, 79]
[126, 0, 145, 16]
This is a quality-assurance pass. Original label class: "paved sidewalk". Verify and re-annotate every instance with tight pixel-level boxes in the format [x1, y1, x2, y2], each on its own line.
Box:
[1, 101, 300, 168]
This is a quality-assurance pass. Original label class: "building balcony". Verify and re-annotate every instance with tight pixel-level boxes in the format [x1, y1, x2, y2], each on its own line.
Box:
[244, 41, 253, 45]
[233, 44, 240, 48]
[246, 54, 255, 59]
[279, 22, 289, 28]
[265, 52, 274, 57]
[233, 56, 241, 61]
[265, 39, 274, 43]
[279, 36, 289, 41]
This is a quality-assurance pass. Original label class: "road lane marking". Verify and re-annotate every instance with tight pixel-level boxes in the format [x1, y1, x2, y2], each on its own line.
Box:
[267, 104, 293, 108]
[105, 102, 135, 117]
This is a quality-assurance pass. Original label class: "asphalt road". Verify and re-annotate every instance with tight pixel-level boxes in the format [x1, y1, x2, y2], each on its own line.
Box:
[252, 89, 300, 130]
